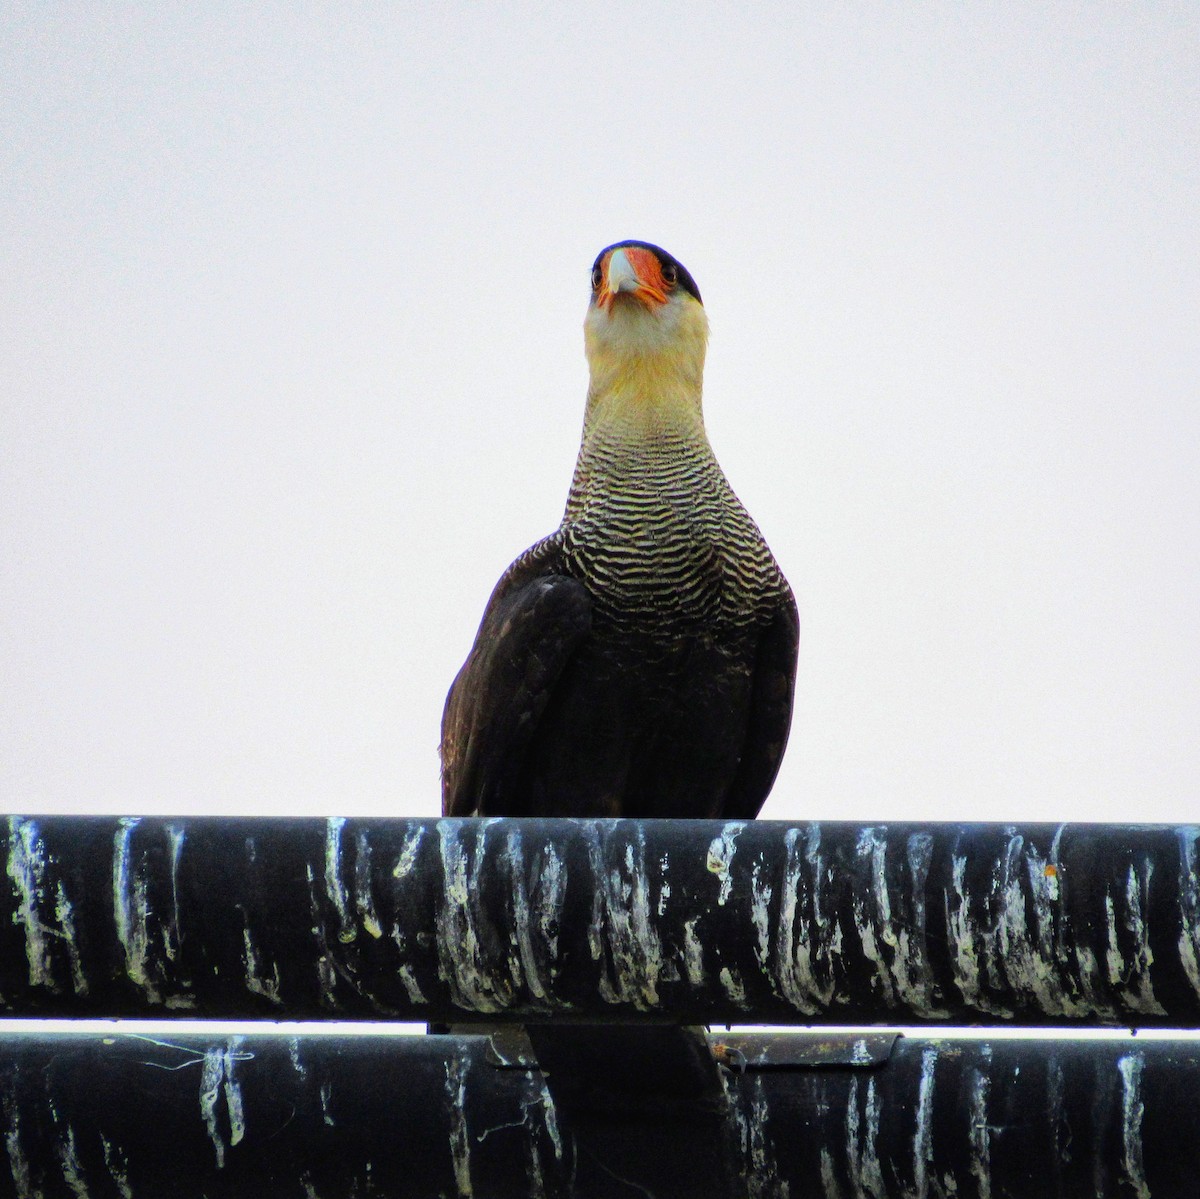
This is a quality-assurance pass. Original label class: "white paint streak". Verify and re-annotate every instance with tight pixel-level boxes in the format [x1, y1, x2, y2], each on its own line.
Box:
[750, 860, 774, 969]
[55, 881, 87, 996]
[164, 824, 186, 961]
[324, 817, 354, 942]
[681, 917, 706, 986]
[101, 1135, 134, 1199]
[968, 1050, 992, 1199]
[706, 822, 746, 906]
[945, 853, 1011, 1017]
[584, 824, 664, 1009]
[820, 1147, 843, 1199]
[720, 965, 747, 1006]
[758, 825, 839, 1014]
[199, 1039, 250, 1168]
[892, 834, 949, 1017]
[536, 842, 567, 965]
[1112, 864, 1167, 1015]
[3, 1088, 35, 1199]
[908, 1045, 937, 1199]
[992, 831, 1099, 1019]
[224, 1039, 247, 1151]
[1177, 828, 1200, 1000]
[58, 1124, 89, 1199]
[288, 1036, 306, 1079]
[392, 825, 426, 879]
[736, 1073, 789, 1198]
[853, 828, 898, 1008]
[112, 817, 162, 1004]
[242, 923, 282, 1004]
[845, 1076, 886, 1199]
[446, 1056, 474, 1196]
[6, 816, 56, 991]
[353, 828, 384, 940]
[1118, 1053, 1151, 1199]
[505, 830, 561, 1005]
[435, 821, 514, 1013]
[199, 1046, 227, 1168]
[398, 964, 427, 1004]
[320, 1081, 335, 1127]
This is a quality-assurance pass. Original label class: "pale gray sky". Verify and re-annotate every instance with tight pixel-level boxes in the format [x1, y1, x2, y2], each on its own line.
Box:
[3, 4, 1198, 822]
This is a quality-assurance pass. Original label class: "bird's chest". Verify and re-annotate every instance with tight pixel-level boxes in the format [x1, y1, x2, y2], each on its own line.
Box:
[562, 499, 749, 628]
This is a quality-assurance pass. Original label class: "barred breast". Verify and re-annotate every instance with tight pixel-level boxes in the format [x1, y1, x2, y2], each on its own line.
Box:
[558, 428, 787, 632]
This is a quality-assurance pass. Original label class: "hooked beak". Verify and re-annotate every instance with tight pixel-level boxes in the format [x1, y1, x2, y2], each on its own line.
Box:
[597, 247, 669, 312]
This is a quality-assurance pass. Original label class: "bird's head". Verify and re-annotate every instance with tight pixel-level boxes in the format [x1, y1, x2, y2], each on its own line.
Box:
[583, 241, 709, 402]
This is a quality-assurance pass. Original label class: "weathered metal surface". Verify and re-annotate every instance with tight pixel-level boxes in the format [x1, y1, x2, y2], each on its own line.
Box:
[3, 815, 1200, 1025]
[0, 1030, 1196, 1197]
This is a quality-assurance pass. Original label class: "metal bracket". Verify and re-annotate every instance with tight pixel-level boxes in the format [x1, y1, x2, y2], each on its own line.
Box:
[484, 1027, 899, 1071]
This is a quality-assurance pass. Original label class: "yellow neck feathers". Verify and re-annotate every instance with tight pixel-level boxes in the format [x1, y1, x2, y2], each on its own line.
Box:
[581, 295, 711, 445]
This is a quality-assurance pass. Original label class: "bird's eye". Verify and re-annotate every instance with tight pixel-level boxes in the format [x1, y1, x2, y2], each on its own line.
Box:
[591, 265, 603, 291]
[661, 262, 678, 287]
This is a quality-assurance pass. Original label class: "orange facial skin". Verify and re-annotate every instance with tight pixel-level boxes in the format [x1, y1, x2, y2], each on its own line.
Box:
[596, 246, 672, 312]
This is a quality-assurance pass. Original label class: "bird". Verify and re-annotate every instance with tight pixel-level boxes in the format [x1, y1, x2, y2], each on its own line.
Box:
[440, 240, 798, 822]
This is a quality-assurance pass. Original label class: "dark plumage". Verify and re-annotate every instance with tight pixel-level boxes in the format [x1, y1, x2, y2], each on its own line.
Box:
[441, 241, 797, 820]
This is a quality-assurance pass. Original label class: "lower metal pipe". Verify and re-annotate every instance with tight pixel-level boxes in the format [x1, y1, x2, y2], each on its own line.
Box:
[0, 1030, 1195, 1197]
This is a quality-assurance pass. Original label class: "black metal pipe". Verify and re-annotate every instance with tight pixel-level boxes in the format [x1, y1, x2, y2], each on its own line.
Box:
[4, 815, 1200, 1026]
[0, 1029, 1196, 1198]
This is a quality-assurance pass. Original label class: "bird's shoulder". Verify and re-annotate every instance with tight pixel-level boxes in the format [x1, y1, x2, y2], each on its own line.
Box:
[440, 533, 593, 815]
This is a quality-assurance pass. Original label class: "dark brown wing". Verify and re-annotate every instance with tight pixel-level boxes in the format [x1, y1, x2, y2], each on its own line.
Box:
[440, 540, 592, 816]
[721, 589, 800, 819]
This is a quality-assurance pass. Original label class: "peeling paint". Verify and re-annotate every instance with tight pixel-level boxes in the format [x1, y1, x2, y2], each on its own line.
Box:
[287, 1036, 306, 1079]
[946, 853, 1011, 1018]
[1118, 1053, 1150, 1199]
[354, 828, 384, 940]
[682, 916, 706, 986]
[242, 921, 282, 1004]
[1178, 828, 1200, 1001]
[307, 862, 340, 1008]
[324, 817, 354, 942]
[224, 1039, 247, 1152]
[57, 1123, 89, 1199]
[729, 1072, 789, 1199]
[819, 1146, 842, 1199]
[435, 821, 514, 1013]
[1110, 864, 1166, 1015]
[584, 824, 663, 1009]
[847, 829, 949, 1016]
[504, 830, 563, 1006]
[891, 834, 948, 1018]
[391, 824, 426, 879]
[198, 1039, 249, 1169]
[446, 1056, 474, 1196]
[750, 860, 774, 971]
[6, 817, 56, 992]
[199, 1046, 226, 1168]
[100, 1135, 134, 1199]
[536, 1070, 563, 1163]
[164, 824, 186, 962]
[968, 1049, 991, 1199]
[992, 831, 1099, 1020]
[54, 881, 87, 996]
[853, 828, 898, 1009]
[706, 822, 746, 906]
[4, 1087, 36, 1199]
[398, 964, 427, 1004]
[908, 1045, 937, 1199]
[720, 965, 747, 1006]
[845, 1075, 886, 1199]
[113, 818, 162, 1004]
[761, 825, 839, 1014]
